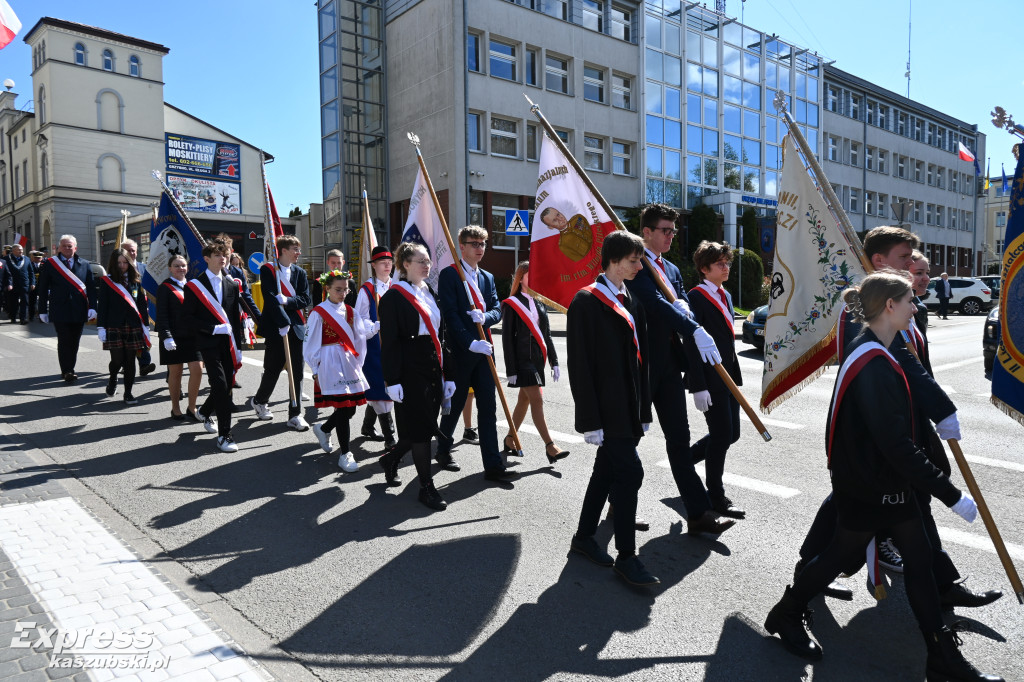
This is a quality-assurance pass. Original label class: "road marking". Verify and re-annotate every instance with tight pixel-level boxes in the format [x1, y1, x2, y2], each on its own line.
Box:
[932, 357, 984, 373]
[938, 526, 1024, 561]
[655, 460, 801, 498]
[757, 417, 806, 430]
[498, 422, 584, 444]
[963, 454, 1024, 473]
[241, 354, 314, 379]
[940, 384, 957, 394]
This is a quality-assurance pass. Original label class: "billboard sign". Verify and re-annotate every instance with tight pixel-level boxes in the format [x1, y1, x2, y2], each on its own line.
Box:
[166, 174, 241, 214]
[165, 133, 241, 181]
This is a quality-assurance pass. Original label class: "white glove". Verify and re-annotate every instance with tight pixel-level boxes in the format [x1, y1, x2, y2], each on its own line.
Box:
[507, 375, 517, 386]
[245, 317, 255, 331]
[279, 325, 290, 337]
[469, 339, 493, 355]
[40, 314, 49, 324]
[97, 327, 107, 343]
[443, 381, 456, 399]
[552, 366, 561, 382]
[692, 327, 723, 365]
[583, 429, 604, 446]
[951, 492, 978, 523]
[163, 338, 177, 351]
[370, 320, 381, 336]
[642, 423, 650, 433]
[386, 384, 404, 402]
[213, 323, 231, 335]
[935, 412, 961, 441]
[693, 390, 713, 412]
[87, 308, 97, 321]
[467, 308, 486, 324]
[672, 298, 693, 318]
[275, 293, 287, 305]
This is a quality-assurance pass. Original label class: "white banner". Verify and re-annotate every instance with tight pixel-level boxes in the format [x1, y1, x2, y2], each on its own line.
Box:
[400, 168, 453, 291]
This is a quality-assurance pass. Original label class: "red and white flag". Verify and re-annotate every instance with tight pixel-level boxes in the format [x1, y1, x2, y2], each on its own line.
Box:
[529, 133, 617, 310]
[0, 0, 21, 50]
[957, 141, 976, 163]
[12, 232, 27, 248]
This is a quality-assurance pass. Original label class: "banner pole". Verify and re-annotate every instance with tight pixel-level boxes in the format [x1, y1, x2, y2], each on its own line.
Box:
[524, 94, 771, 442]
[150, 171, 207, 247]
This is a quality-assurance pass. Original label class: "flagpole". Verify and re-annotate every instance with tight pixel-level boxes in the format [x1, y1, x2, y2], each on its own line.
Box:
[407, 133, 528, 459]
[150, 171, 208, 247]
[260, 152, 298, 410]
[117, 210, 130, 250]
[525, 94, 772, 443]
[361, 188, 374, 284]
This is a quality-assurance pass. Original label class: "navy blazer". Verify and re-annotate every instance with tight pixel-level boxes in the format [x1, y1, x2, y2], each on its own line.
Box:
[5, 255, 35, 291]
[227, 264, 262, 323]
[37, 256, 97, 324]
[684, 283, 742, 394]
[182, 270, 243, 352]
[97, 277, 149, 329]
[437, 261, 501, 357]
[258, 263, 311, 340]
[625, 255, 699, 380]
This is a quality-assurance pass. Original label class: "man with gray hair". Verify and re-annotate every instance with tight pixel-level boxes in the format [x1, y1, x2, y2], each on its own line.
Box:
[936, 272, 952, 320]
[37, 235, 97, 382]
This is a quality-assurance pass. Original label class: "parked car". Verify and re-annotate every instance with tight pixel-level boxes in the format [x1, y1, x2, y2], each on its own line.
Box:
[920, 277, 993, 315]
[983, 307, 1001, 378]
[742, 304, 768, 351]
[979, 275, 1001, 300]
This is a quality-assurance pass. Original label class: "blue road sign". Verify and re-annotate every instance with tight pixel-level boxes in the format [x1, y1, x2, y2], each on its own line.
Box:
[505, 209, 530, 236]
[248, 252, 266, 275]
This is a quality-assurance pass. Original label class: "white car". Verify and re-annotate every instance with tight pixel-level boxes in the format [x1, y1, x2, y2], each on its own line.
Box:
[921, 277, 993, 316]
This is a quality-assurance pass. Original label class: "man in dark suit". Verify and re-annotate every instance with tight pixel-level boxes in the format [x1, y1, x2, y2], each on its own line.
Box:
[625, 204, 734, 536]
[183, 238, 244, 452]
[27, 251, 43, 320]
[251, 235, 311, 431]
[434, 225, 515, 481]
[567, 230, 656, 586]
[5, 244, 35, 324]
[936, 272, 952, 319]
[222, 237, 262, 395]
[37, 235, 97, 381]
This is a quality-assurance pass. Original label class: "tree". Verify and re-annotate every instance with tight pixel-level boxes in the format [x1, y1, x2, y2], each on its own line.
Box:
[725, 249, 765, 310]
[288, 206, 302, 218]
[739, 207, 759, 251]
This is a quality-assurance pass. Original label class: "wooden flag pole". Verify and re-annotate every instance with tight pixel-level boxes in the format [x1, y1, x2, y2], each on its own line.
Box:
[524, 94, 771, 442]
[407, 133, 526, 459]
[116, 210, 130, 251]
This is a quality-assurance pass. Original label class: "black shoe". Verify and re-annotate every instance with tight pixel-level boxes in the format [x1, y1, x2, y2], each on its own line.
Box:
[686, 510, 736, 536]
[140, 363, 156, 377]
[794, 559, 854, 601]
[185, 409, 202, 423]
[233, 380, 242, 389]
[123, 394, 138, 406]
[545, 441, 570, 465]
[361, 428, 383, 441]
[570, 535, 613, 567]
[418, 483, 447, 511]
[170, 410, 185, 421]
[105, 377, 116, 397]
[483, 468, 518, 481]
[613, 555, 660, 586]
[926, 627, 1003, 681]
[764, 587, 823, 661]
[939, 579, 1003, 610]
[380, 449, 402, 487]
[711, 495, 746, 519]
[436, 451, 461, 472]
[63, 372, 77, 383]
[462, 427, 479, 443]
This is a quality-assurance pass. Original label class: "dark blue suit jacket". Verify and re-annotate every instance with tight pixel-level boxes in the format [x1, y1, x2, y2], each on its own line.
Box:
[625, 256, 699, 380]
[258, 263, 311, 340]
[5, 255, 35, 291]
[437, 262, 500, 359]
[37, 256, 97, 324]
[226, 264, 262, 324]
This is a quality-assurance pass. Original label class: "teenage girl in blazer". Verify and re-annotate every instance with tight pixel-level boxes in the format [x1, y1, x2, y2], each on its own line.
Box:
[156, 254, 203, 421]
[97, 248, 150, 406]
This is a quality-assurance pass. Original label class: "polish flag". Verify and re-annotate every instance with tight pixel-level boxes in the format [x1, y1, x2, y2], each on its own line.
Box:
[0, 0, 20, 50]
[12, 232, 27, 248]
[957, 141, 976, 163]
[529, 134, 617, 310]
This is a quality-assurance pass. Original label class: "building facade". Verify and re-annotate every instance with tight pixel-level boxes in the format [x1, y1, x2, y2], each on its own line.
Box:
[982, 171, 1012, 275]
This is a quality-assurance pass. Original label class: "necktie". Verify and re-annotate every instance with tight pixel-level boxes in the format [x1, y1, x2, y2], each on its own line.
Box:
[616, 293, 625, 305]
[717, 288, 729, 310]
[655, 256, 665, 271]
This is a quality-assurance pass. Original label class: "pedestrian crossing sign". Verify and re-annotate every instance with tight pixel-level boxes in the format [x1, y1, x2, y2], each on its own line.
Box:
[505, 209, 530, 236]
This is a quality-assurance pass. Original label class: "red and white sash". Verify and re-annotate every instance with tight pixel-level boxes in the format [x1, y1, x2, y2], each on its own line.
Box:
[452, 262, 493, 342]
[907, 321, 926, 361]
[264, 263, 306, 323]
[101, 276, 151, 348]
[692, 282, 734, 330]
[583, 279, 640, 362]
[163, 281, 185, 305]
[394, 282, 443, 369]
[503, 295, 547, 367]
[313, 303, 359, 357]
[186, 279, 243, 375]
[48, 256, 89, 303]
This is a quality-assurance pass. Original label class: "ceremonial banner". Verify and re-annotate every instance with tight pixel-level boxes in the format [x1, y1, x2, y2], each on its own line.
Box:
[144, 193, 207, 314]
[529, 133, 617, 310]
[401, 168, 453, 291]
[991, 151, 1024, 425]
[760, 135, 867, 412]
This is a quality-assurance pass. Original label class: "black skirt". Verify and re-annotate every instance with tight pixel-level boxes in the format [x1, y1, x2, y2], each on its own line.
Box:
[394, 336, 443, 441]
[509, 367, 544, 388]
[160, 339, 201, 366]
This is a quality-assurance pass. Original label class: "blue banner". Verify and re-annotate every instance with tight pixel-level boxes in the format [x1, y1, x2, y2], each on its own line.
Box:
[992, 151, 1024, 426]
[143, 193, 207, 319]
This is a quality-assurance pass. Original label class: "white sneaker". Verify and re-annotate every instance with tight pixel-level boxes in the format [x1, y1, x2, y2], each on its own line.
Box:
[301, 392, 311, 402]
[249, 397, 273, 421]
[287, 415, 310, 431]
[216, 435, 238, 453]
[313, 423, 334, 453]
[337, 451, 359, 472]
[203, 415, 217, 434]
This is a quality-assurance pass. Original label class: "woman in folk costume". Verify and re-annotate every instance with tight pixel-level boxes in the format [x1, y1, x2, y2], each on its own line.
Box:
[97, 248, 151, 406]
[500, 261, 569, 464]
[764, 271, 1001, 682]
[305, 270, 373, 473]
[156, 254, 203, 421]
[354, 246, 396, 448]
[377, 242, 456, 512]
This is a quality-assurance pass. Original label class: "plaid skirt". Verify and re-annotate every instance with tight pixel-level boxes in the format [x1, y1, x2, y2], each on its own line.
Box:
[103, 324, 148, 351]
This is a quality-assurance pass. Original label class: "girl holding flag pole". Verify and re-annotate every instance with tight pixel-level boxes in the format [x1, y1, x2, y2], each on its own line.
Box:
[354, 246, 396, 448]
[97, 248, 151, 406]
[500, 261, 569, 464]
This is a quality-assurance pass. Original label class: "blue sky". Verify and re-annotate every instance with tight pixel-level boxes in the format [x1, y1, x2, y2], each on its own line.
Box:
[3, 0, 1020, 213]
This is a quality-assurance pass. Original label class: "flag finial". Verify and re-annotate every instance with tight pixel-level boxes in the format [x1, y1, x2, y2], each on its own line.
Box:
[772, 89, 788, 115]
[523, 92, 539, 114]
[407, 132, 421, 147]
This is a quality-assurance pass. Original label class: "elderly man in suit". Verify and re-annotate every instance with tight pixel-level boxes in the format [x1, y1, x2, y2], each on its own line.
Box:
[36, 235, 98, 381]
[936, 272, 953, 320]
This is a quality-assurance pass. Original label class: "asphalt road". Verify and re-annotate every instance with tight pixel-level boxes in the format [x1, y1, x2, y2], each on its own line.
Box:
[0, 312, 1020, 681]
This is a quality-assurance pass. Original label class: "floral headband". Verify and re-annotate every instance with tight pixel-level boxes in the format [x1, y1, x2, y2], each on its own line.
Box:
[318, 269, 352, 287]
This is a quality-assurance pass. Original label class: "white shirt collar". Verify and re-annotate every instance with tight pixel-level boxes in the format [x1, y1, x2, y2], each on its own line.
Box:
[461, 259, 479, 276]
[644, 247, 663, 261]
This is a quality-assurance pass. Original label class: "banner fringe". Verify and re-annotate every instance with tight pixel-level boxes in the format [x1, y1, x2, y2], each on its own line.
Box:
[990, 397, 1024, 427]
[760, 326, 838, 414]
[761, 363, 832, 414]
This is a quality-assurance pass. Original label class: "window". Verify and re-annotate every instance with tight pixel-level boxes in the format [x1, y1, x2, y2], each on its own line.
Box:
[849, 142, 859, 166]
[613, 141, 630, 175]
[467, 112, 482, 151]
[74, 42, 86, 66]
[897, 112, 907, 136]
[612, 74, 631, 109]
[914, 118, 922, 141]
[527, 123, 539, 160]
[913, 201, 922, 223]
[467, 33, 481, 72]
[583, 66, 605, 103]
[538, 0, 567, 20]
[877, 104, 888, 129]
[41, 153, 49, 187]
[489, 192, 520, 249]
[935, 166, 944, 189]
[925, 204, 933, 224]
[102, 49, 114, 71]
[490, 40, 516, 81]
[582, 0, 603, 32]
[914, 160, 923, 183]
[927, 123, 936, 145]
[878, 150, 887, 174]
[584, 135, 605, 171]
[936, 206, 944, 227]
[849, 188, 859, 213]
[38, 87, 46, 125]
[850, 94, 860, 120]
[129, 55, 140, 77]
[526, 48, 539, 85]
[490, 116, 517, 157]
[610, 4, 631, 41]
[927, 164, 934, 186]
[865, 146, 874, 170]
[828, 135, 838, 162]
[546, 55, 569, 93]
[897, 155, 905, 178]
[13, 165, 19, 198]
[996, 211, 1007, 227]
[865, 191, 874, 216]
[827, 86, 839, 112]
[877, 193, 887, 217]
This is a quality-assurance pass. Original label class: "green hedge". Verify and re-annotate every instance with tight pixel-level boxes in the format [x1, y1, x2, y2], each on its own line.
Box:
[724, 250, 766, 309]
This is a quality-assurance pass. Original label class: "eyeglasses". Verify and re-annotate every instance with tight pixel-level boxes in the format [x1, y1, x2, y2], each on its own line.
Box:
[462, 241, 487, 249]
[713, 260, 732, 269]
[410, 258, 431, 266]
[653, 227, 679, 236]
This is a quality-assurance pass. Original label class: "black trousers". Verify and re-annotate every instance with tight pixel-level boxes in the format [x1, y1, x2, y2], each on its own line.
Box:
[437, 353, 503, 471]
[53, 322, 85, 374]
[7, 290, 28, 321]
[198, 343, 235, 437]
[576, 437, 644, 555]
[322, 405, 357, 452]
[690, 390, 741, 499]
[28, 289, 38, 319]
[937, 297, 950, 317]
[255, 330, 304, 418]
[652, 371, 711, 520]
